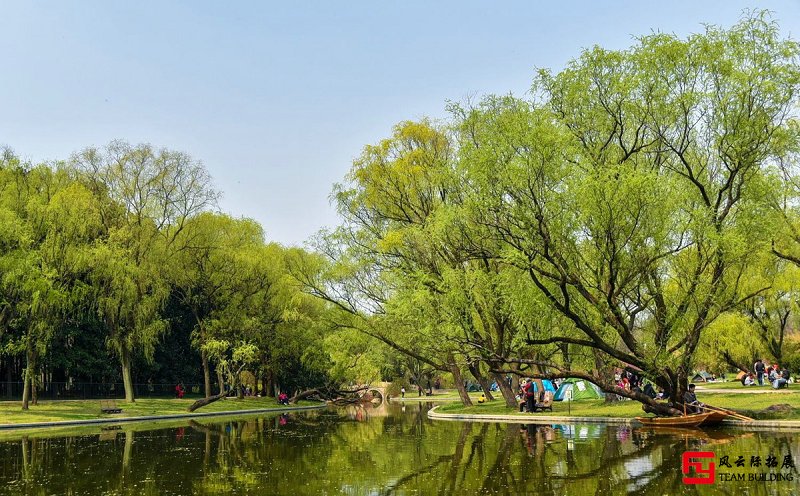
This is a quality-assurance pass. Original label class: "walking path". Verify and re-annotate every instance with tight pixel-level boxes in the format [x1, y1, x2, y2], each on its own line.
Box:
[427, 405, 800, 430]
[0, 403, 326, 431]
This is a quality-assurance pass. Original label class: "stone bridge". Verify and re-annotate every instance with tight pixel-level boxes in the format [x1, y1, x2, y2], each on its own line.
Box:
[355, 382, 390, 404]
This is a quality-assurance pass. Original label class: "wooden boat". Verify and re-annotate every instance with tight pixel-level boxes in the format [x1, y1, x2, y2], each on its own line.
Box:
[635, 412, 712, 428]
[699, 410, 729, 426]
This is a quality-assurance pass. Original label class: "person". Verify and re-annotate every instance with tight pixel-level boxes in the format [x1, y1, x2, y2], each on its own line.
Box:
[278, 392, 289, 405]
[175, 383, 185, 399]
[773, 369, 790, 389]
[754, 359, 765, 386]
[744, 373, 756, 386]
[524, 379, 538, 413]
[434, 379, 441, 390]
[477, 394, 486, 404]
[643, 382, 657, 399]
[400, 386, 405, 398]
[683, 384, 704, 413]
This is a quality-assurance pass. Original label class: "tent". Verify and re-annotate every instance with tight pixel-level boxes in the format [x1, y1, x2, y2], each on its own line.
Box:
[530, 379, 557, 393]
[692, 371, 714, 382]
[554, 378, 605, 401]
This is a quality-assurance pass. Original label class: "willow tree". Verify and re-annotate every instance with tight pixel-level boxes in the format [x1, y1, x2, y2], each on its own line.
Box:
[74, 141, 217, 402]
[460, 13, 799, 413]
[171, 212, 266, 398]
[0, 161, 98, 409]
[300, 119, 540, 407]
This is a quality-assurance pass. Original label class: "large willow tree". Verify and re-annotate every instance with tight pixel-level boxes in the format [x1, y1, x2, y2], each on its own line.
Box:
[459, 13, 800, 413]
[74, 141, 217, 402]
[319, 12, 800, 414]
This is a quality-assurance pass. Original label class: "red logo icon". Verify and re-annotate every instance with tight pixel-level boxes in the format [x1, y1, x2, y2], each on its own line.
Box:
[682, 451, 716, 484]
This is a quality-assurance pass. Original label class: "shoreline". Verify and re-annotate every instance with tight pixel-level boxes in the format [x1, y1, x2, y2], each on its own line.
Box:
[0, 403, 327, 431]
[427, 405, 800, 430]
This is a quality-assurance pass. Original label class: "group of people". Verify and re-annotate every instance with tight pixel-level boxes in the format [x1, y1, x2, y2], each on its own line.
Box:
[615, 368, 666, 400]
[745, 359, 791, 388]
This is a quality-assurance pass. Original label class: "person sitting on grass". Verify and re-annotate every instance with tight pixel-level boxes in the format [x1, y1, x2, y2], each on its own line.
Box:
[773, 369, 790, 389]
[278, 392, 289, 405]
[683, 384, 705, 414]
[743, 373, 756, 386]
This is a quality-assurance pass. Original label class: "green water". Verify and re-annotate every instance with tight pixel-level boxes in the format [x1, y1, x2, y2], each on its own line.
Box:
[0, 402, 797, 495]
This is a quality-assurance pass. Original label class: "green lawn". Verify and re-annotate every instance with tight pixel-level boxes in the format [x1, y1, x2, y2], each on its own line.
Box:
[693, 381, 782, 390]
[0, 397, 321, 425]
[437, 389, 800, 420]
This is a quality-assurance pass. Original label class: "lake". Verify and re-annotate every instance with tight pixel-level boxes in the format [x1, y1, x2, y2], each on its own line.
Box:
[0, 402, 797, 495]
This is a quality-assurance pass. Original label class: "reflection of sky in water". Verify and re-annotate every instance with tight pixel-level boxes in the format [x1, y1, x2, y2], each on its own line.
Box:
[625, 455, 655, 489]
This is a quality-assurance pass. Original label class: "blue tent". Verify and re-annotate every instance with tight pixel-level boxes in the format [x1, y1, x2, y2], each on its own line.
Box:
[530, 379, 556, 393]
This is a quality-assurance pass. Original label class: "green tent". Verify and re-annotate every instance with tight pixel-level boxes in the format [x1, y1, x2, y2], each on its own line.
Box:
[554, 378, 605, 401]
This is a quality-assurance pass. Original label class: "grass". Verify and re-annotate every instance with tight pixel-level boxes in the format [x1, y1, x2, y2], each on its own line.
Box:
[694, 381, 782, 390]
[0, 397, 321, 425]
[437, 389, 800, 420]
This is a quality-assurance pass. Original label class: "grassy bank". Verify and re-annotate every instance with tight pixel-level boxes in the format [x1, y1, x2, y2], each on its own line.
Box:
[0, 397, 321, 425]
[437, 390, 800, 420]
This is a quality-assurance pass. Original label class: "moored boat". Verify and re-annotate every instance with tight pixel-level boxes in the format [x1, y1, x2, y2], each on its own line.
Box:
[635, 412, 712, 428]
[699, 410, 729, 426]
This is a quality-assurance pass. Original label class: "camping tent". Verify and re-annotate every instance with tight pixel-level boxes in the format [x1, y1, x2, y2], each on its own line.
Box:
[554, 378, 605, 401]
[530, 379, 556, 393]
[692, 371, 714, 382]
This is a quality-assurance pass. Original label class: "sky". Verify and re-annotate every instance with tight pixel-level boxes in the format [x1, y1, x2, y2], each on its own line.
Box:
[2, 1, 799, 246]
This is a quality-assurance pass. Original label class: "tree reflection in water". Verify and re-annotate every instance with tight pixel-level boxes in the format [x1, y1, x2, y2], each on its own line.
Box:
[0, 404, 796, 495]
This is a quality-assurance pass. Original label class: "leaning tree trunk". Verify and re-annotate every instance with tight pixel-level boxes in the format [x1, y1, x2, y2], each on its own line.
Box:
[448, 355, 472, 407]
[491, 371, 517, 408]
[187, 392, 226, 412]
[289, 388, 320, 404]
[120, 347, 135, 403]
[468, 362, 494, 401]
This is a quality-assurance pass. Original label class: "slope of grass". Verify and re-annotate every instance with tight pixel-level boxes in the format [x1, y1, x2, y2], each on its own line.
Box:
[0, 397, 321, 425]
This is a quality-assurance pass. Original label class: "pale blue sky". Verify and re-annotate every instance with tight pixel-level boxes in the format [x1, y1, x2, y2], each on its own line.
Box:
[2, 2, 799, 246]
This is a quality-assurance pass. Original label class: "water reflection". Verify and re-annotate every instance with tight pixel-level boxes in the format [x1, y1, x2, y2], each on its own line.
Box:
[0, 403, 797, 495]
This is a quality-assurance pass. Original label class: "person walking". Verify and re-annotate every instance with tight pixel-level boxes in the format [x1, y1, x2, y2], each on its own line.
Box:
[400, 386, 405, 398]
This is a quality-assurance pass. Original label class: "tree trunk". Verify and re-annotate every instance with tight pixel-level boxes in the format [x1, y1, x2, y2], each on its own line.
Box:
[30, 349, 38, 406]
[289, 388, 321, 404]
[491, 371, 517, 408]
[720, 350, 751, 374]
[448, 357, 472, 406]
[468, 362, 494, 401]
[216, 368, 225, 396]
[120, 348, 135, 403]
[188, 392, 226, 412]
[202, 350, 212, 398]
[21, 350, 33, 411]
